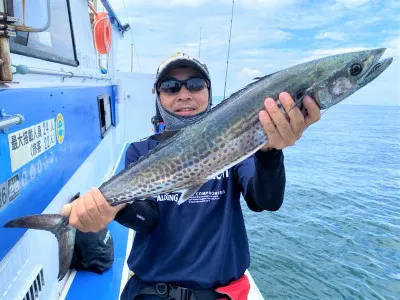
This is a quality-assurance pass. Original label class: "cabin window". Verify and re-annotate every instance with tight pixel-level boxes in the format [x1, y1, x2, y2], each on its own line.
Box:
[98, 94, 112, 138]
[7, 0, 78, 66]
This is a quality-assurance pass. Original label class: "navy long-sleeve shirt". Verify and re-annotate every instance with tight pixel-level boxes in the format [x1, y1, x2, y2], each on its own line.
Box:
[116, 135, 285, 299]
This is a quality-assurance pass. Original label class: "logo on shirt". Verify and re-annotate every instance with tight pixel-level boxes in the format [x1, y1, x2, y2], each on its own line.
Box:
[156, 171, 229, 203]
[212, 170, 229, 180]
[157, 193, 180, 202]
[103, 230, 111, 244]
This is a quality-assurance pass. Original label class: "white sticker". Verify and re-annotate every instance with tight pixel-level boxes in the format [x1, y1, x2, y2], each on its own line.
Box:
[8, 119, 57, 172]
[37, 159, 43, 175]
[0, 182, 7, 212]
[8, 174, 20, 202]
[21, 170, 28, 188]
[30, 164, 36, 181]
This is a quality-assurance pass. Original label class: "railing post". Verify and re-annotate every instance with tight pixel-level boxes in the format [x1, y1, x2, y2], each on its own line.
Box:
[0, 0, 12, 82]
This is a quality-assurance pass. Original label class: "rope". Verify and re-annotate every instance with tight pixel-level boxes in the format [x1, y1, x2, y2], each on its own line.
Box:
[122, 0, 142, 71]
[223, 0, 234, 100]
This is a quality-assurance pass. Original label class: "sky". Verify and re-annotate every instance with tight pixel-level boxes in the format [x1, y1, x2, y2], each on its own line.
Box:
[107, 0, 399, 105]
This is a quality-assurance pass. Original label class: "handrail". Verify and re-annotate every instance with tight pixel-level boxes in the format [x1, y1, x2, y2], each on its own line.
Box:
[0, 109, 24, 133]
[13, 65, 111, 81]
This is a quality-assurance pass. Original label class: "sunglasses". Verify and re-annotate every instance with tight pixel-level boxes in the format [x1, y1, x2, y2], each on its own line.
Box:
[158, 77, 208, 94]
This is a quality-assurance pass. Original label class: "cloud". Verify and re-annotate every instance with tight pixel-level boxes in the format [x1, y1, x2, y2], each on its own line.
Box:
[109, 0, 208, 9]
[224, 0, 297, 9]
[297, 47, 368, 63]
[240, 29, 294, 44]
[384, 36, 400, 58]
[107, 0, 399, 105]
[237, 67, 263, 82]
[315, 32, 346, 41]
[178, 36, 228, 56]
[110, 0, 298, 9]
[243, 48, 278, 57]
[335, 0, 371, 8]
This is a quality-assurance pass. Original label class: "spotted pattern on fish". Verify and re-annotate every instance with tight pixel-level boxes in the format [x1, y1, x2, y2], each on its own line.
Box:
[96, 48, 391, 206]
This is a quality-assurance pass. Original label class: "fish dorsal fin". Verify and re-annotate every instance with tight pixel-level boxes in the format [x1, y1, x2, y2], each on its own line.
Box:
[151, 129, 181, 142]
[208, 72, 279, 111]
[227, 72, 277, 100]
[177, 184, 203, 205]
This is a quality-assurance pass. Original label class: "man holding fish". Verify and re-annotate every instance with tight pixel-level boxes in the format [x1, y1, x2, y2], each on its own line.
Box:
[63, 52, 321, 299]
[7, 47, 390, 299]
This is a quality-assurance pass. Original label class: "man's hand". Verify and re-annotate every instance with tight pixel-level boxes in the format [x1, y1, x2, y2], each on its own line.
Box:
[259, 92, 321, 151]
[61, 188, 126, 232]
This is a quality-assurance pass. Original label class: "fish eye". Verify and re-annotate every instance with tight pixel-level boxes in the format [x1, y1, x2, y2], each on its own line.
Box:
[349, 63, 363, 76]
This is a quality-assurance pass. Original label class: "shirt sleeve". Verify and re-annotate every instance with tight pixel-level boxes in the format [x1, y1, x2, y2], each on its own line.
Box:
[234, 149, 286, 212]
[114, 199, 159, 233]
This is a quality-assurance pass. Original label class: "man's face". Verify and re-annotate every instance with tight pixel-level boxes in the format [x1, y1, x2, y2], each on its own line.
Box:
[158, 67, 209, 117]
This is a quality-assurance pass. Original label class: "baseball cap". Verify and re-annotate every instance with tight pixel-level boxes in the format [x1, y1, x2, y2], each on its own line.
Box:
[154, 52, 211, 90]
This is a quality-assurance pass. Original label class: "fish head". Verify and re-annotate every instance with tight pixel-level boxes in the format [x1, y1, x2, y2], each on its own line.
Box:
[312, 48, 393, 109]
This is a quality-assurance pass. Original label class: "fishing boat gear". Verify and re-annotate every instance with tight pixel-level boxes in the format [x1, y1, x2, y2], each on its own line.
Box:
[93, 12, 112, 55]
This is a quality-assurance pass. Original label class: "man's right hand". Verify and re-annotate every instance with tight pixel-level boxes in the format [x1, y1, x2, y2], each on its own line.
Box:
[61, 188, 126, 232]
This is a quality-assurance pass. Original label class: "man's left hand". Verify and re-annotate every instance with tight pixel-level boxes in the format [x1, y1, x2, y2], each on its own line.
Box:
[259, 92, 321, 151]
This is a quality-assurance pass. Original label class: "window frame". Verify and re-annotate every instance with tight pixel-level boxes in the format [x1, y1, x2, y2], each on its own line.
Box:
[8, 0, 79, 67]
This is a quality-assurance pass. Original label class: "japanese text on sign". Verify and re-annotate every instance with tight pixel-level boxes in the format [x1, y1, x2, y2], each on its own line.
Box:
[8, 119, 57, 172]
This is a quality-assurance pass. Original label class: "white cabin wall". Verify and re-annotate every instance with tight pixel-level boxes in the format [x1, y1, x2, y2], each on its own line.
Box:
[115, 72, 157, 143]
[0, 1, 128, 299]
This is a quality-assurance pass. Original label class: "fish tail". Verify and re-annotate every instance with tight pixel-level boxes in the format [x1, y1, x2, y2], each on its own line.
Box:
[4, 214, 76, 281]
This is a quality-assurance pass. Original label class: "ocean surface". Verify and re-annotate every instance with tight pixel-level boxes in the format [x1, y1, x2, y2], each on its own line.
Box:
[229, 103, 400, 299]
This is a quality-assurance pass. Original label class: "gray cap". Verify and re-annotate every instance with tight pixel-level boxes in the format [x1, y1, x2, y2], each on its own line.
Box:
[154, 52, 211, 91]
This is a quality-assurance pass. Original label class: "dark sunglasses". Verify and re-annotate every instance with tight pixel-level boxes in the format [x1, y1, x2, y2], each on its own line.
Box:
[158, 77, 208, 94]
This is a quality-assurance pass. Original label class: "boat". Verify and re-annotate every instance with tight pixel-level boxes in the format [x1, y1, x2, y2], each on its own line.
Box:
[0, 1, 264, 299]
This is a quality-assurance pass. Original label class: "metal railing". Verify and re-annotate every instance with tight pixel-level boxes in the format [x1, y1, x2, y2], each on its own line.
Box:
[13, 65, 111, 81]
[0, 108, 24, 133]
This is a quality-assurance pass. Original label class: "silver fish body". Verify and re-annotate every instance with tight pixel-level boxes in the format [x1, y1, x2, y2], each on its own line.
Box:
[4, 48, 393, 281]
[100, 48, 392, 206]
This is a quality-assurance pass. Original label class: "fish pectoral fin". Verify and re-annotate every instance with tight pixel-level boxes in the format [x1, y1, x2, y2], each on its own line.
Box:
[4, 214, 76, 281]
[177, 184, 203, 205]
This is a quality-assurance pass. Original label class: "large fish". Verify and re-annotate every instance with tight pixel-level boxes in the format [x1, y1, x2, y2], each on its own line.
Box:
[4, 48, 393, 281]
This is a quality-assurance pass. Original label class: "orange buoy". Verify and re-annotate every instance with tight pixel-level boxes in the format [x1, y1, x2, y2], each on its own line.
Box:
[93, 12, 112, 55]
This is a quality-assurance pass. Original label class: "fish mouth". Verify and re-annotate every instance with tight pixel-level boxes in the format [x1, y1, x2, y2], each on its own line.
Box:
[363, 57, 393, 84]
[358, 48, 393, 85]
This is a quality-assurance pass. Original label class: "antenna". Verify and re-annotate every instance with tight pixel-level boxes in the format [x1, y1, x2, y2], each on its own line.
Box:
[223, 0, 234, 100]
[199, 27, 202, 58]
[131, 44, 133, 72]
[122, 0, 142, 71]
